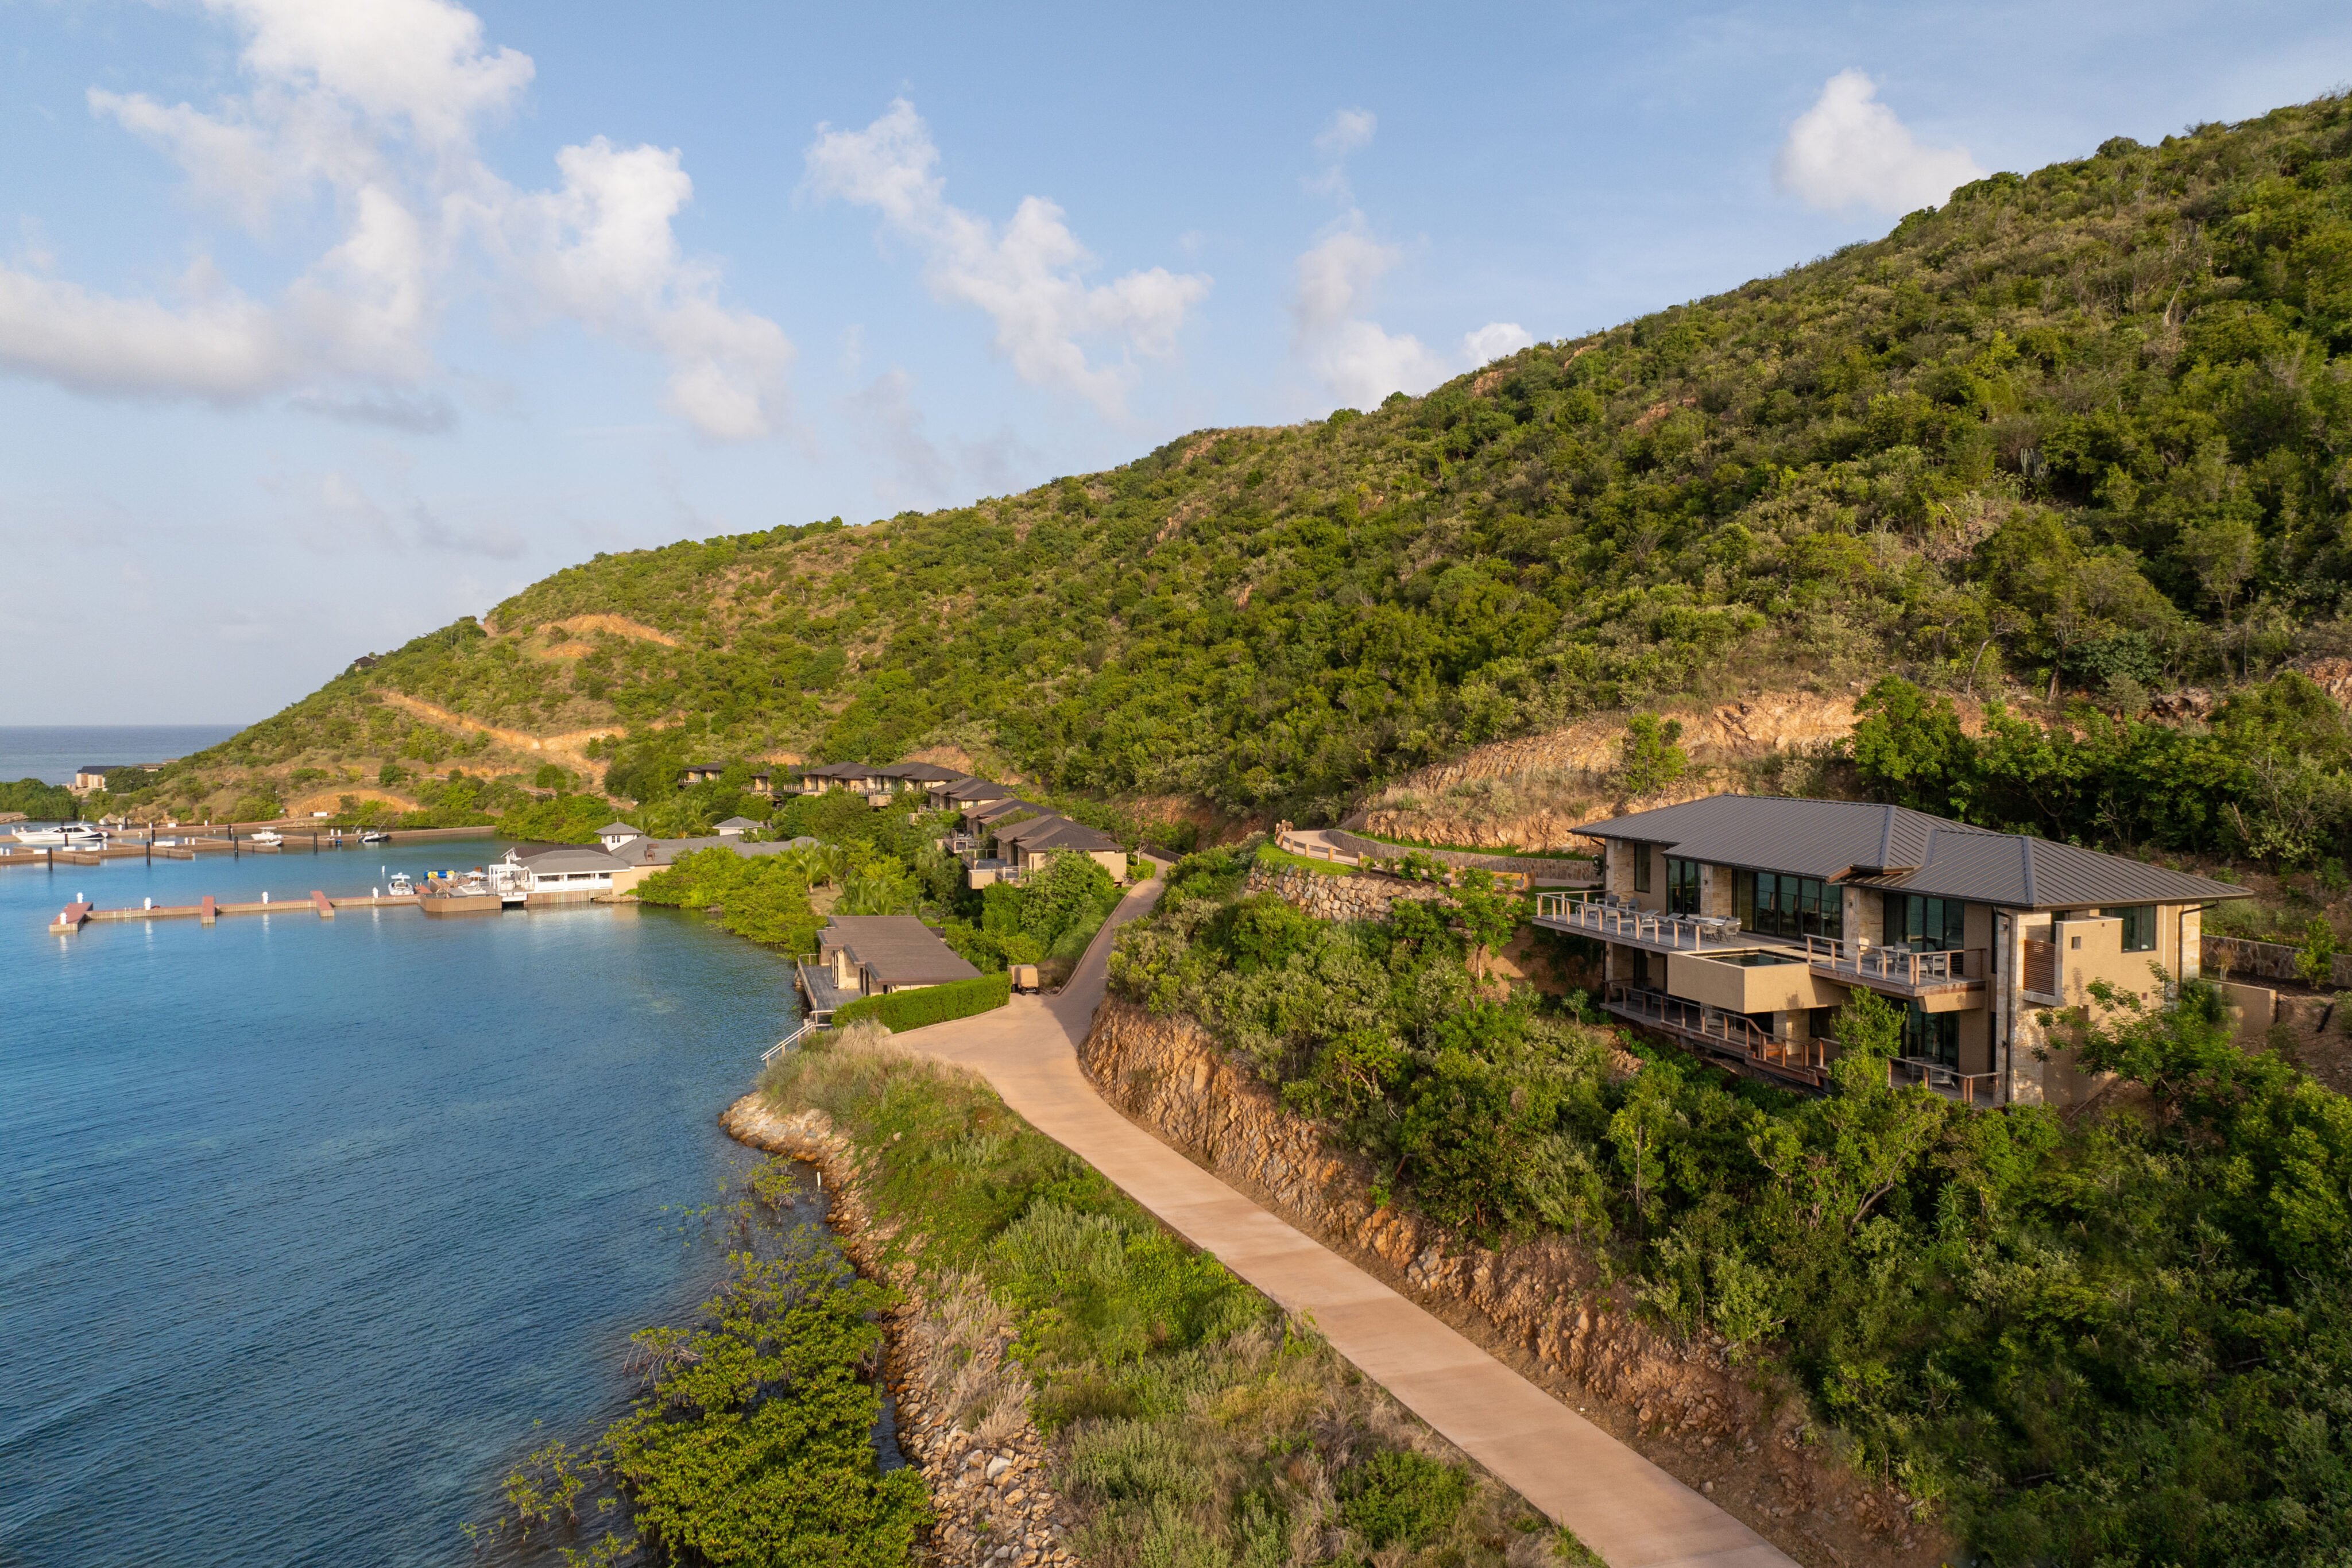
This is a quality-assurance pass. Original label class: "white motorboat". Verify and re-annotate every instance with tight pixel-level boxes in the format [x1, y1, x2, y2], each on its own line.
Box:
[386, 872, 415, 896]
[13, 823, 103, 847]
[247, 829, 285, 847]
[359, 829, 390, 845]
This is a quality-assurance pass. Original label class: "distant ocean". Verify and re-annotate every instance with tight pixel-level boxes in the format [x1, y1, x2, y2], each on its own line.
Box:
[0, 725, 247, 786]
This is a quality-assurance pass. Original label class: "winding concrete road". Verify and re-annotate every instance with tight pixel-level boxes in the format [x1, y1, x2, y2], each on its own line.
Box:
[898, 870, 1793, 1568]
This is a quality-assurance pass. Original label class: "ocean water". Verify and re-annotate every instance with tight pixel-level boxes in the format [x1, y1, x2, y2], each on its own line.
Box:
[0, 725, 247, 787]
[0, 839, 805, 1566]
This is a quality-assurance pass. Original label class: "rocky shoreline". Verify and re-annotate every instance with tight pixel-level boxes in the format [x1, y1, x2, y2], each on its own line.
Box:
[719, 1093, 1082, 1568]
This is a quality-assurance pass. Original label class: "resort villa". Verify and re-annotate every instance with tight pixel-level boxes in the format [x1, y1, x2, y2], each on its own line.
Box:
[1537, 795, 2252, 1107]
[798, 914, 982, 1019]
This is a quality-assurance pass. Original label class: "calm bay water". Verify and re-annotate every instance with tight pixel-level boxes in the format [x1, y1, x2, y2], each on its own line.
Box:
[0, 839, 801, 1566]
[0, 725, 246, 786]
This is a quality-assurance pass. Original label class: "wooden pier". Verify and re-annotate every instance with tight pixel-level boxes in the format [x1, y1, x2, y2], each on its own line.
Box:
[50, 889, 421, 932]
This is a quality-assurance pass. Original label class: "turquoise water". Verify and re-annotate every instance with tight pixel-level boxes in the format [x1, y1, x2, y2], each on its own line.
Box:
[0, 839, 803, 1566]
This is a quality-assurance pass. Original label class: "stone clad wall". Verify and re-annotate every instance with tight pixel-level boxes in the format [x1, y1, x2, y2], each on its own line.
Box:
[1243, 862, 1449, 921]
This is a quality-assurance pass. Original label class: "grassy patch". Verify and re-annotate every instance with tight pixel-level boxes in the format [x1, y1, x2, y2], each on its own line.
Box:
[1347, 829, 1595, 865]
[1256, 843, 1360, 877]
[761, 1030, 1565, 1568]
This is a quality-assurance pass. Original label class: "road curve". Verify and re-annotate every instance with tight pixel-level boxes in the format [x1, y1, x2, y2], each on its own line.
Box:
[895, 870, 1794, 1568]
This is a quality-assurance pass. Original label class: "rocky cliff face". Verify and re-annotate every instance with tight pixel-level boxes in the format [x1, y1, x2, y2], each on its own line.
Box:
[1349, 691, 1947, 851]
[1078, 1000, 1942, 1566]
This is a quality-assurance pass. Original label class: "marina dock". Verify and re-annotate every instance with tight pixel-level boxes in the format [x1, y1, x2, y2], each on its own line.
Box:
[50, 890, 421, 932]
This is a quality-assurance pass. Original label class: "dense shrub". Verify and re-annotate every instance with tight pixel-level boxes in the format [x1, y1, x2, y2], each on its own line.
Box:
[831, 971, 1011, 1032]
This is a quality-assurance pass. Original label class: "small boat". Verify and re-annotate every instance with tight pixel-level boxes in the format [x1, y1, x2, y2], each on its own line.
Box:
[387, 872, 415, 896]
[13, 824, 103, 847]
[359, 830, 390, 845]
[247, 829, 285, 847]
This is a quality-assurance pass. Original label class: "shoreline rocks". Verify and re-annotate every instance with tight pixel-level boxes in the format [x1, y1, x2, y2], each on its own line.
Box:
[719, 1094, 1081, 1567]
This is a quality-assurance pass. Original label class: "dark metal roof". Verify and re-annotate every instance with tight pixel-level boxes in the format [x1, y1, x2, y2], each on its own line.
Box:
[969, 797, 1047, 824]
[821, 915, 982, 986]
[1010, 818, 1121, 854]
[878, 761, 966, 782]
[1581, 795, 2250, 910]
[941, 777, 1013, 801]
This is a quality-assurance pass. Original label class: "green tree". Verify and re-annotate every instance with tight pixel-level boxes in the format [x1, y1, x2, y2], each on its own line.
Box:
[1617, 715, 1688, 797]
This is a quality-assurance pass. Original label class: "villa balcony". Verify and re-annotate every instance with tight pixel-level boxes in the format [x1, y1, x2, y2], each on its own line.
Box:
[1603, 985, 1833, 1090]
[1531, 893, 1750, 953]
[1800, 936, 1986, 1007]
[1533, 894, 1984, 1008]
[1887, 1056, 2001, 1105]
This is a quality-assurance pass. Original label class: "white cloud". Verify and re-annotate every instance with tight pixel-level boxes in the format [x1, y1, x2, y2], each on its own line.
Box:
[1306, 107, 1376, 200]
[1314, 109, 1377, 158]
[1290, 215, 1531, 409]
[804, 99, 1209, 416]
[1, 0, 791, 439]
[1463, 321, 1533, 365]
[1291, 216, 1444, 406]
[1774, 70, 1987, 214]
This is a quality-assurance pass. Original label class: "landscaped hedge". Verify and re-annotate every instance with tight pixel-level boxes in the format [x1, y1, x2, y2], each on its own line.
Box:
[831, 970, 1011, 1033]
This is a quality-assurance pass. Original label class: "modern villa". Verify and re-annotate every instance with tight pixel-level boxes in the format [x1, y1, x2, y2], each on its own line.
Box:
[798, 914, 981, 1019]
[1536, 795, 2252, 1106]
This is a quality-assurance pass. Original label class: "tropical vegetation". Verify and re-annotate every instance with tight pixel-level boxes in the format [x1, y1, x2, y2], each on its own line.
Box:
[1109, 845, 2352, 1565]
[757, 1025, 1587, 1568]
[138, 94, 2352, 844]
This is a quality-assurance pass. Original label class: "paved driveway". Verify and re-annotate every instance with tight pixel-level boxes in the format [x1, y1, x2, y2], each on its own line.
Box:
[899, 870, 1793, 1568]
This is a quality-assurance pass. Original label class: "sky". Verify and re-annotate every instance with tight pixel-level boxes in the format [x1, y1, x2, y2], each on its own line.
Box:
[2, 1, 2347, 727]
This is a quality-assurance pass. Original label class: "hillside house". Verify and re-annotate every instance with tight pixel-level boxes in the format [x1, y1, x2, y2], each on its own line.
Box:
[713, 816, 763, 837]
[678, 762, 729, 786]
[1538, 795, 2251, 1106]
[887, 762, 965, 787]
[800, 915, 980, 1015]
[938, 777, 1017, 811]
[986, 814, 1127, 885]
[595, 822, 644, 853]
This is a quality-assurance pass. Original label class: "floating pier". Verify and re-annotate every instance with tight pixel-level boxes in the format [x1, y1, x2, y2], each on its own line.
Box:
[51, 889, 420, 933]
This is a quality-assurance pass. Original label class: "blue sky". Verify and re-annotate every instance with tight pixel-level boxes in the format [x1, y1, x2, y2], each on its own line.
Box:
[3, 0, 2347, 727]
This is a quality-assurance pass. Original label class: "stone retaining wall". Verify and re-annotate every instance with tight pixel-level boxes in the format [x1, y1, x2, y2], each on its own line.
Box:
[2205, 933, 2352, 989]
[1243, 862, 1449, 921]
[1318, 826, 1595, 882]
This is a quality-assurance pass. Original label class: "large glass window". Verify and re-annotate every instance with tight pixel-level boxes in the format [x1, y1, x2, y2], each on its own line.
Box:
[1734, 870, 1843, 942]
[1666, 856, 1701, 915]
[1902, 1003, 1960, 1068]
[1631, 843, 1651, 895]
[2117, 904, 2157, 953]
[1885, 893, 1968, 952]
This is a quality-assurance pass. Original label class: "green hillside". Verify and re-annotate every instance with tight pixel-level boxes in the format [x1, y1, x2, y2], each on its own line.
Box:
[111, 94, 2352, 833]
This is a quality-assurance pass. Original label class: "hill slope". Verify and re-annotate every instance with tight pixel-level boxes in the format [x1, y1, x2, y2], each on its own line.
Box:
[116, 93, 2352, 828]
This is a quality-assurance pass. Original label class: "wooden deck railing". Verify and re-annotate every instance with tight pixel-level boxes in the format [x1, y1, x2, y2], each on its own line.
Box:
[1887, 1056, 2001, 1105]
[1535, 895, 1744, 951]
[1604, 985, 1833, 1082]
[1803, 935, 1983, 988]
